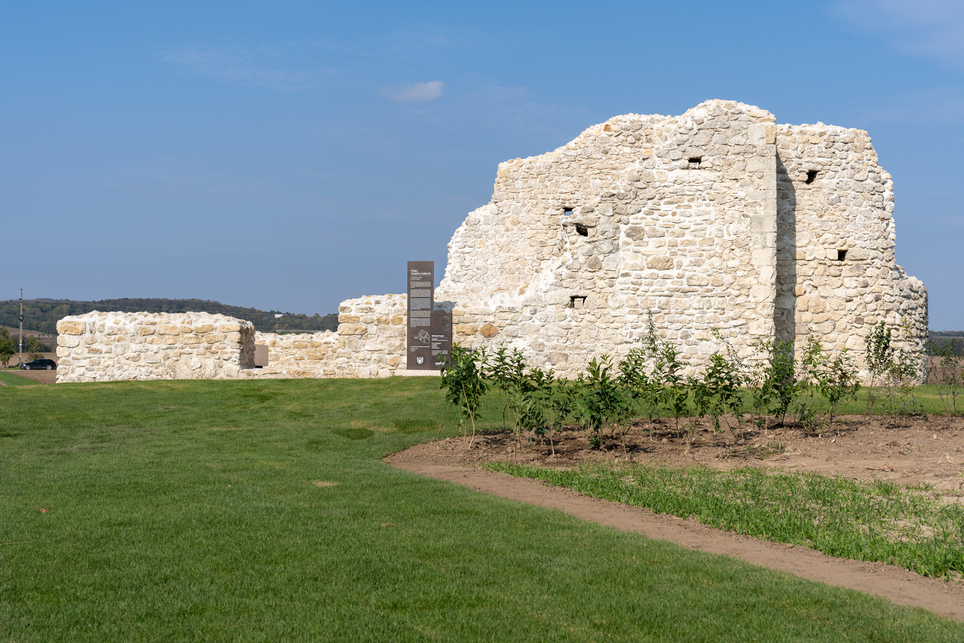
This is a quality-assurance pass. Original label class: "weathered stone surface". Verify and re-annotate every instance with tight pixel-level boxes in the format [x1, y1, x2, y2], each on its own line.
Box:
[55, 312, 255, 383]
[456, 324, 479, 336]
[480, 323, 499, 338]
[244, 293, 408, 380]
[774, 118, 927, 379]
[431, 100, 926, 382]
[57, 320, 86, 335]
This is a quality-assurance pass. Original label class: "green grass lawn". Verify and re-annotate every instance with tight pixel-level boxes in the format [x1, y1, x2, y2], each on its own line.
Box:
[0, 371, 40, 387]
[2, 378, 962, 641]
[487, 462, 964, 578]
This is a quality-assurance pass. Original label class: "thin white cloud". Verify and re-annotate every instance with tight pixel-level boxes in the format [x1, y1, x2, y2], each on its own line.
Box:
[157, 44, 314, 90]
[385, 81, 445, 102]
[831, 0, 964, 68]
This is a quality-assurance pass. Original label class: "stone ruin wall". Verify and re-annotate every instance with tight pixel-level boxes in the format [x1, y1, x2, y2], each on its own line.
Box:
[56, 296, 409, 383]
[53, 101, 927, 384]
[330, 293, 407, 378]
[436, 100, 927, 381]
[250, 294, 407, 379]
[249, 330, 339, 378]
[437, 100, 780, 377]
[55, 312, 256, 382]
[775, 123, 928, 373]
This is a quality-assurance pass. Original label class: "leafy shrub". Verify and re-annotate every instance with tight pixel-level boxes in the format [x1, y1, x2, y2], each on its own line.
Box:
[440, 344, 488, 442]
[865, 321, 924, 423]
[574, 356, 630, 443]
[926, 338, 962, 417]
[798, 336, 860, 431]
[749, 339, 799, 430]
[485, 345, 556, 441]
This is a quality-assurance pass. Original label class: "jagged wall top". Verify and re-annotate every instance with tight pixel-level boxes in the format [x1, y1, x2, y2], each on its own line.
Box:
[437, 99, 927, 381]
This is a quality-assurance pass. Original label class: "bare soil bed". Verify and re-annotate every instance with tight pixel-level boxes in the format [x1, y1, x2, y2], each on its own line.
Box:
[398, 415, 964, 497]
[5, 367, 58, 384]
[387, 414, 964, 621]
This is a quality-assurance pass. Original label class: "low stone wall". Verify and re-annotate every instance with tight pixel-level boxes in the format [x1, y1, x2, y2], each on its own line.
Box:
[56, 312, 255, 382]
[249, 331, 339, 378]
[54, 298, 410, 383]
[332, 294, 407, 378]
[243, 294, 408, 379]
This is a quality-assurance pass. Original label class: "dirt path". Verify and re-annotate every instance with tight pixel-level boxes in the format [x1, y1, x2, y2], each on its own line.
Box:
[387, 437, 964, 622]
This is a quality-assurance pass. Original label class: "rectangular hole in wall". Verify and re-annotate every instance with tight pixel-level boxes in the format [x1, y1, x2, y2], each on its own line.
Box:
[837, 249, 847, 261]
[563, 207, 573, 216]
[806, 170, 818, 184]
[569, 295, 587, 309]
[688, 156, 702, 169]
[575, 224, 589, 237]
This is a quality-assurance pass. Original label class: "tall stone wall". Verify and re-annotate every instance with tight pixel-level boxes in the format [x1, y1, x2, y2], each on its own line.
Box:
[775, 123, 928, 378]
[437, 101, 780, 376]
[56, 312, 255, 382]
[433, 99, 926, 380]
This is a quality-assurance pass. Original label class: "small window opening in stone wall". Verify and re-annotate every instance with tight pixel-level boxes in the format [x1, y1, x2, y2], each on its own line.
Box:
[688, 156, 702, 169]
[569, 295, 587, 309]
[806, 170, 818, 184]
[563, 207, 573, 216]
[575, 224, 589, 237]
[837, 249, 847, 261]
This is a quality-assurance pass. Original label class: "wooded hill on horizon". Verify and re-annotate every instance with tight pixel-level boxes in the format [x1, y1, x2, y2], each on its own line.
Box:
[929, 331, 964, 356]
[0, 298, 338, 336]
[2, 298, 960, 355]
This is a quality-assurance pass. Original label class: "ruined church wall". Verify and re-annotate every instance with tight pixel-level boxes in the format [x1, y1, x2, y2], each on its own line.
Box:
[55, 312, 255, 382]
[246, 295, 408, 379]
[51, 102, 928, 385]
[775, 124, 928, 379]
[331, 294, 407, 378]
[250, 331, 339, 378]
[438, 100, 780, 377]
[53, 300, 407, 383]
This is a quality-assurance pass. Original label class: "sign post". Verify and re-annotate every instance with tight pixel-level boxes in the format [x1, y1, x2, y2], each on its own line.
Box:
[406, 261, 451, 370]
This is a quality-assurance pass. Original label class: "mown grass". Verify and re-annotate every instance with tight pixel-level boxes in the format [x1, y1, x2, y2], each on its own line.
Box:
[0, 371, 40, 387]
[487, 463, 964, 578]
[1, 379, 962, 640]
[697, 384, 954, 419]
[839, 385, 956, 418]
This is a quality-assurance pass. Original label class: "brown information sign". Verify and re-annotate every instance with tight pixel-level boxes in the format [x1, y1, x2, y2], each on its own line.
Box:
[429, 309, 452, 368]
[407, 261, 437, 370]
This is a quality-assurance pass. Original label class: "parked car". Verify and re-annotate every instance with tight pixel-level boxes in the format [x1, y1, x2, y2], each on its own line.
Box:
[20, 358, 57, 370]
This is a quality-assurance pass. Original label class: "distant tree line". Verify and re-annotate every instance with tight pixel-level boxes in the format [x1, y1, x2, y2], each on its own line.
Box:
[0, 298, 339, 335]
[4, 298, 959, 354]
[0, 328, 50, 366]
[928, 331, 964, 356]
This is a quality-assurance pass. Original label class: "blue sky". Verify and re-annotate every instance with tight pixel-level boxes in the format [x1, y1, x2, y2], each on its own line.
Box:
[2, 0, 962, 329]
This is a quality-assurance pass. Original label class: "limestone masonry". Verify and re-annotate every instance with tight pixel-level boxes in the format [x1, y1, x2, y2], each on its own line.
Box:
[436, 99, 927, 380]
[57, 100, 927, 383]
[56, 312, 255, 382]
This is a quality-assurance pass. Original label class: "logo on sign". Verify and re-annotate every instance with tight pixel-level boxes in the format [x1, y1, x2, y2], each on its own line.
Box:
[416, 356, 424, 365]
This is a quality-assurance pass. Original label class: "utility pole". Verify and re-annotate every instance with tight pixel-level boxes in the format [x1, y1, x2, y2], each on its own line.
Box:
[18, 289, 23, 366]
